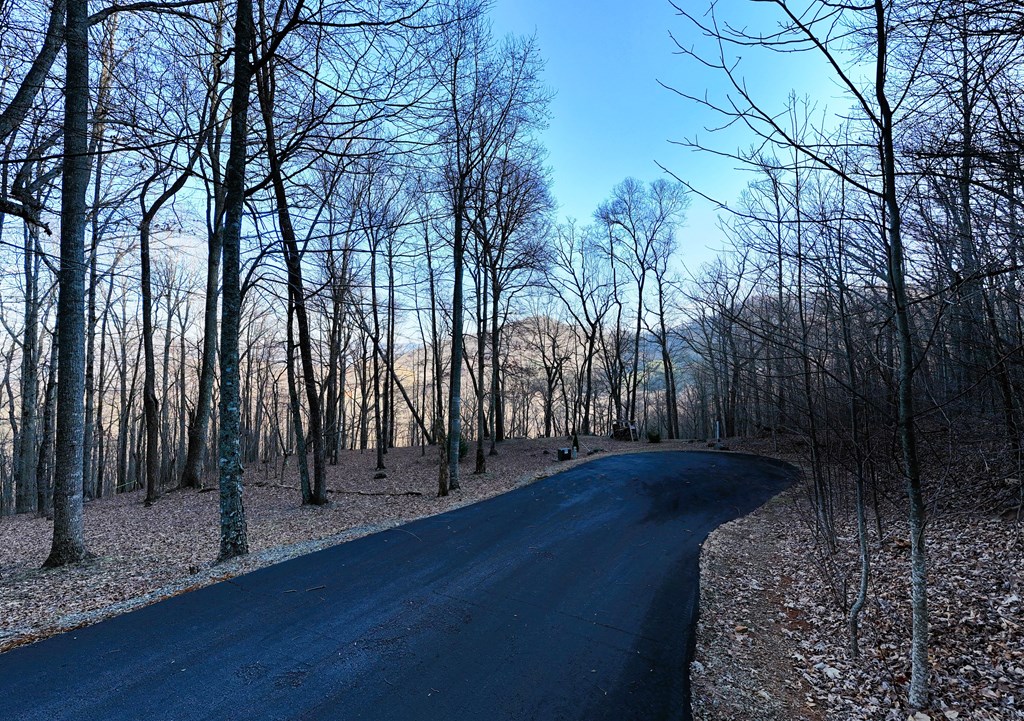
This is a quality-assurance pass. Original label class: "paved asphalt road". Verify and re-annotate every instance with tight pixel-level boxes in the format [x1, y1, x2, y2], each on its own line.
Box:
[0, 451, 794, 721]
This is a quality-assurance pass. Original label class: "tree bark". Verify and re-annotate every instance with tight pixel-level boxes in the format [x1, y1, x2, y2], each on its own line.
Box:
[44, 0, 90, 567]
[370, 234, 386, 472]
[16, 202, 40, 514]
[94, 277, 113, 498]
[286, 291, 311, 503]
[475, 269, 487, 473]
[159, 287, 177, 485]
[36, 345, 57, 518]
[447, 185, 466, 490]
[140, 218, 161, 507]
[216, 0, 254, 562]
[181, 228, 221, 489]
[489, 286, 501, 453]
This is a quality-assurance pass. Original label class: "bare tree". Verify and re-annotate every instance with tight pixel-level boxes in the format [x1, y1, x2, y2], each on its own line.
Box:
[216, 0, 256, 562]
[182, 0, 231, 490]
[596, 178, 687, 431]
[44, 0, 90, 567]
[548, 220, 614, 436]
[434, 13, 545, 491]
[671, 0, 947, 704]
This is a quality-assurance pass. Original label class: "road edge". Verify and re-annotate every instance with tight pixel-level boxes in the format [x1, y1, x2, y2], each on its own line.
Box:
[689, 482, 823, 721]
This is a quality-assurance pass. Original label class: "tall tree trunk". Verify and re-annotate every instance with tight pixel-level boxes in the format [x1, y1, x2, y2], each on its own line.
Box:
[629, 273, 646, 422]
[447, 187, 466, 491]
[875, 0, 928, 705]
[370, 237, 386, 472]
[180, 5, 228, 491]
[16, 217, 40, 513]
[323, 268, 342, 464]
[159, 289, 176, 485]
[489, 278, 502, 450]
[216, 0, 254, 561]
[116, 300, 130, 492]
[387, 252, 397, 449]
[36, 345, 57, 518]
[339, 327, 349, 453]
[181, 229, 220, 489]
[2, 345, 18, 516]
[475, 270, 486, 473]
[255, 64, 327, 504]
[82, 152, 101, 501]
[837, 219, 870, 659]
[82, 15, 115, 502]
[140, 218, 161, 507]
[656, 283, 677, 440]
[426, 224, 444, 432]
[45, 0, 90, 567]
[137, 159, 205, 504]
[358, 336, 370, 451]
[425, 227, 448, 496]
[286, 292, 311, 503]
[176, 304, 189, 481]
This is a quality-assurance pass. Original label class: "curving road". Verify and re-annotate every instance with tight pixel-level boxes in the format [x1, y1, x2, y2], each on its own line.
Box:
[0, 451, 794, 721]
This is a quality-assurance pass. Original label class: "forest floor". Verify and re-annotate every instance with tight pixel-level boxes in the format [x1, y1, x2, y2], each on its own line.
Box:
[0, 435, 685, 653]
[691, 437, 1024, 721]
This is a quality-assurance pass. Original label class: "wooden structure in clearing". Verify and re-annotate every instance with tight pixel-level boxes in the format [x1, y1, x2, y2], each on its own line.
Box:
[611, 420, 639, 441]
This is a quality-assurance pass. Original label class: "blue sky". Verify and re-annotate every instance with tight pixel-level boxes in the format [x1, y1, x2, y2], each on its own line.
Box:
[489, 0, 841, 272]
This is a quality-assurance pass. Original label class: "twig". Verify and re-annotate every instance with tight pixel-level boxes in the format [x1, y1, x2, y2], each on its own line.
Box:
[395, 528, 422, 542]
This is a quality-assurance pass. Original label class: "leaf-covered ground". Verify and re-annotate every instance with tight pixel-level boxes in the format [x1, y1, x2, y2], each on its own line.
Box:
[692, 441, 1023, 721]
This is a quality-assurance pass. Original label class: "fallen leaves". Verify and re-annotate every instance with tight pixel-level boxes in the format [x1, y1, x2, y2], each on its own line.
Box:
[692, 438, 1024, 721]
[691, 487, 821, 721]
